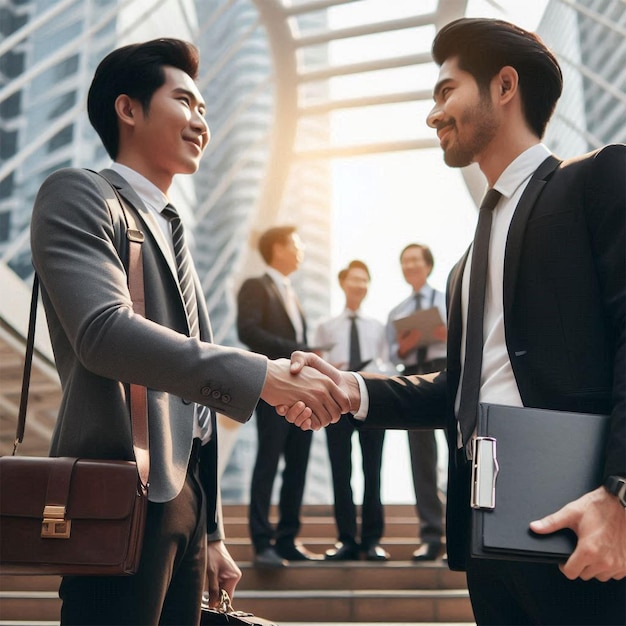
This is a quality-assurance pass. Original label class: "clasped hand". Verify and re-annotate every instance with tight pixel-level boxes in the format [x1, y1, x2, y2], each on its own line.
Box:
[261, 355, 353, 430]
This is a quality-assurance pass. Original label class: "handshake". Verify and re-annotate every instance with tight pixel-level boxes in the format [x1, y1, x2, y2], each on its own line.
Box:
[260, 351, 361, 431]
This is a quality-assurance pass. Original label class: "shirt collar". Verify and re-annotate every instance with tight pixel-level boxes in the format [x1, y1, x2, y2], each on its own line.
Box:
[492, 143, 551, 200]
[266, 266, 290, 289]
[109, 162, 169, 213]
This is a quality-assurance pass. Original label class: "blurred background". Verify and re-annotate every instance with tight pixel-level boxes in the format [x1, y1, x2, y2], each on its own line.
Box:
[1, 0, 625, 506]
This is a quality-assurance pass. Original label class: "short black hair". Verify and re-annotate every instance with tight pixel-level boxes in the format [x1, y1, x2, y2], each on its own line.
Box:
[338, 259, 371, 283]
[258, 226, 297, 264]
[432, 18, 562, 138]
[87, 38, 200, 159]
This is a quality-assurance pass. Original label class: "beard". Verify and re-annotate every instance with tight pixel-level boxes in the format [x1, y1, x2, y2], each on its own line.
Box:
[441, 95, 498, 168]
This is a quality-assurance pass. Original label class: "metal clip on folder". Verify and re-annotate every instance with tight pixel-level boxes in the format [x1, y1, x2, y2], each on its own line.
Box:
[471, 437, 499, 509]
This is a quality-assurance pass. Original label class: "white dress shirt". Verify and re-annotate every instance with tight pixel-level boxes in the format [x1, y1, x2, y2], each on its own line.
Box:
[314, 308, 390, 372]
[354, 143, 552, 423]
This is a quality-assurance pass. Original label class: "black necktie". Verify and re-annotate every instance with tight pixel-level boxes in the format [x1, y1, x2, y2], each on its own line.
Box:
[415, 292, 427, 370]
[457, 188, 503, 446]
[161, 204, 210, 436]
[348, 314, 362, 370]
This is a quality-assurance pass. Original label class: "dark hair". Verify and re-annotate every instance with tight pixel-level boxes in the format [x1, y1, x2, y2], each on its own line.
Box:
[432, 18, 562, 138]
[400, 243, 434, 270]
[338, 259, 371, 283]
[258, 226, 297, 264]
[87, 38, 200, 159]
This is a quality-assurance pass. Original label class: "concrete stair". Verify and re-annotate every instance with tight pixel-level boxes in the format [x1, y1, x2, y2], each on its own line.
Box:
[0, 503, 474, 624]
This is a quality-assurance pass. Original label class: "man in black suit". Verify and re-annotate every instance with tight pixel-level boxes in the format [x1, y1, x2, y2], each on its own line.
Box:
[286, 18, 625, 625]
[237, 226, 321, 566]
[30, 40, 348, 624]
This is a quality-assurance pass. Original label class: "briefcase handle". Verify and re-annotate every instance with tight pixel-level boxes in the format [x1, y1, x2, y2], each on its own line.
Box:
[16, 174, 150, 492]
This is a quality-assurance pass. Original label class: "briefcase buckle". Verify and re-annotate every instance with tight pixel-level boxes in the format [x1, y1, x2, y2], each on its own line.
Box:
[471, 437, 499, 510]
[41, 505, 71, 539]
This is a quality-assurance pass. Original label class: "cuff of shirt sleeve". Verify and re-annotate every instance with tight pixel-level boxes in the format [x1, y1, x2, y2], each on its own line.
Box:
[350, 372, 369, 420]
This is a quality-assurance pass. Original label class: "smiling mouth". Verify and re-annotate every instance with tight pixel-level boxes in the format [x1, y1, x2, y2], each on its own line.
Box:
[437, 122, 455, 145]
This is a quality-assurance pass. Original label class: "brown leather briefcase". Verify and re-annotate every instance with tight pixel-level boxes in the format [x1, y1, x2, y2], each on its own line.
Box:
[0, 456, 147, 575]
[0, 183, 149, 576]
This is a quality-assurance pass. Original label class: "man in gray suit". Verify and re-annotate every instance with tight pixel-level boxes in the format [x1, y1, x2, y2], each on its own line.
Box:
[30, 38, 347, 625]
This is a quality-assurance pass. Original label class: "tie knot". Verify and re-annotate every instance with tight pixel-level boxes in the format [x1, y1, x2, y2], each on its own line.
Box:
[480, 188, 502, 212]
[161, 203, 179, 221]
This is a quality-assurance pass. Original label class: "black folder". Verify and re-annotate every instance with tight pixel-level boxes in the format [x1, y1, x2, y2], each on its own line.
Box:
[470, 403, 610, 563]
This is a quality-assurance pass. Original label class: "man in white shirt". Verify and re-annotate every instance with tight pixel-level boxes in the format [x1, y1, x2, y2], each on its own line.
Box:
[316, 260, 390, 561]
[286, 17, 625, 625]
[386, 243, 446, 561]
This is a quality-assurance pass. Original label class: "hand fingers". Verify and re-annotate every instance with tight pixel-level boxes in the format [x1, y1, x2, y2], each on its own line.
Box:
[205, 566, 220, 608]
[219, 566, 241, 603]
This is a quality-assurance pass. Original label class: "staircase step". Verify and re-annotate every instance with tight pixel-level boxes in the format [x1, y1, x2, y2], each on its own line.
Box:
[0, 589, 473, 623]
[237, 562, 464, 591]
[229, 590, 473, 623]
[224, 516, 420, 539]
[226, 538, 438, 562]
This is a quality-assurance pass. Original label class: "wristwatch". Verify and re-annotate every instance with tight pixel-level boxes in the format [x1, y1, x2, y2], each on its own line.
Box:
[604, 475, 626, 507]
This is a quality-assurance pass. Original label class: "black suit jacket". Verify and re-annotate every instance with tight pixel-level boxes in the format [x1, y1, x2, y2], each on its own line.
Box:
[360, 145, 626, 570]
[237, 273, 308, 358]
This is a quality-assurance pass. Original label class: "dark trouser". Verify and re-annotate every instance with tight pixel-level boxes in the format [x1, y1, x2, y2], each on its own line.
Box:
[466, 556, 626, 625]
[405, 358, 446, 544]
[249, 400, 313, 553]
[60, 442, 207, 625]
[326, 414, 385, 549]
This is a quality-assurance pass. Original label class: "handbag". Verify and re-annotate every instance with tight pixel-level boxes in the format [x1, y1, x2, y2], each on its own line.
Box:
[201, 590, 278, 626]
[0, 183, 150, 576]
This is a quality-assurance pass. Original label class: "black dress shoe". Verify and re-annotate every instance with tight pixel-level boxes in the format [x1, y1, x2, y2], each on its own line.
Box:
[364, 544, 390, 561]
[325, 541, 360, 561]
[275, 543, 323, 561]
[412, 541, 442, 562]
[254, 547, 287, 568]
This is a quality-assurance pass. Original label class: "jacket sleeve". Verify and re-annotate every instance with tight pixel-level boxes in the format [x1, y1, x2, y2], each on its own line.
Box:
[359, 370, 448, 431]
[585, 145, 625, 477]
[30, 168, 267, 423]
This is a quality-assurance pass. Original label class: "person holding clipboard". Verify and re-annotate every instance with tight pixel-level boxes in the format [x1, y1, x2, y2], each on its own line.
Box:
[285, 17, 625, 625]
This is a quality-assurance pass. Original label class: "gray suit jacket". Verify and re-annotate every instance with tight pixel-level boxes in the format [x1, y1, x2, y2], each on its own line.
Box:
[30, 168, 267, 515]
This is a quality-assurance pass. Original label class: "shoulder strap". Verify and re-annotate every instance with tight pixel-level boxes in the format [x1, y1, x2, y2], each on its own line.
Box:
[17, 171, 150, 492]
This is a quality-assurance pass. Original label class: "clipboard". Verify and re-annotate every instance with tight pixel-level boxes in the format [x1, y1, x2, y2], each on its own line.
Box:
[391, 307, 444, 347]
[470, 403, 610, 563]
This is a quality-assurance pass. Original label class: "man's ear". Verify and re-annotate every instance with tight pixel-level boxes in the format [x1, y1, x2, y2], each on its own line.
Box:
[114, 94, 136, 127]
[496, 66, 519, 103]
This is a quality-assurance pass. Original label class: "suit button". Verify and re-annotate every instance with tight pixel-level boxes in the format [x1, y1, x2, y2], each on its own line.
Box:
[211, 390, 221, 400]
[222, 394, 231, 404]
[201, 386, 211, 397]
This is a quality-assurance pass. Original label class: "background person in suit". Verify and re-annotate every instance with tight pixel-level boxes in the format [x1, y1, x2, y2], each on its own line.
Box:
[386, 243, 447, 561]
[315, 260, 390, 561]
[286, 17, 625, 625]
[237, 226, 322, 566]
[30, 39, 347, 625]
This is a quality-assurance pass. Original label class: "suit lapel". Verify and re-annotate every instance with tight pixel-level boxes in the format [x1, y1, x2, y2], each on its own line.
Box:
[447, 248, 470, 372]
[503, 155, 561, 315]
[99, 169, 211, 340]
[99, 169, 180, 287]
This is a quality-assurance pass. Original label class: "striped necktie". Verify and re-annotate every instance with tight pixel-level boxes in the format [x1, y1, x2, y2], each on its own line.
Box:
[161, 204, 211, 439]
[161, 204, 199, 337]
[457, 188, 503, 448]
